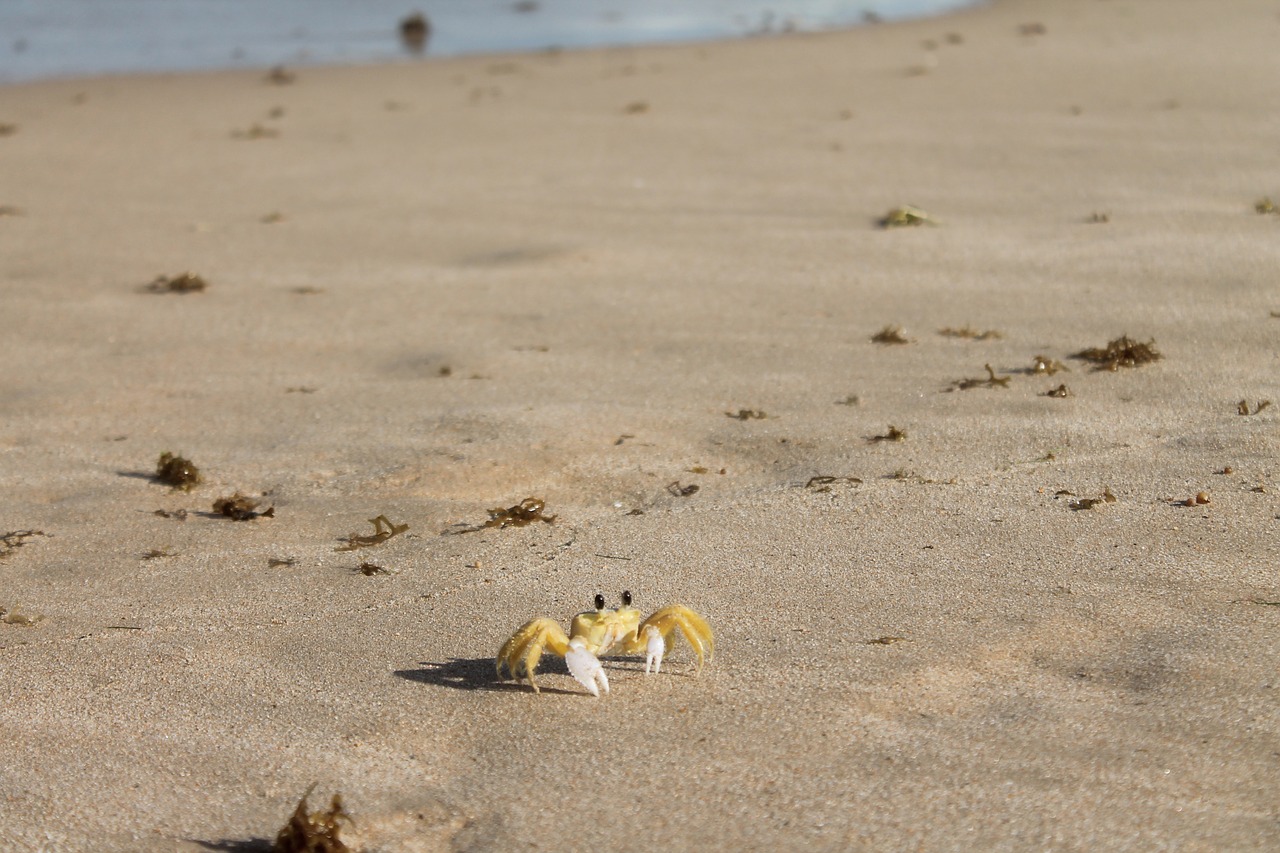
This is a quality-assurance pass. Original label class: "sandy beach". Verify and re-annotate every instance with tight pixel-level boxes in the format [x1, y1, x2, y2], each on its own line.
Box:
[2, 0, 1278, 848]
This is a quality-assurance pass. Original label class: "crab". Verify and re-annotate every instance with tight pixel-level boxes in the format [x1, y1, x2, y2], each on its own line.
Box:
[496, 591, 713, 696]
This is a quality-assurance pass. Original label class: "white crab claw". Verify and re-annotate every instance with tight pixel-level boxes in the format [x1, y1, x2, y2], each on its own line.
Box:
[565, 639, 609, 697]
[644, 625, 664, 674]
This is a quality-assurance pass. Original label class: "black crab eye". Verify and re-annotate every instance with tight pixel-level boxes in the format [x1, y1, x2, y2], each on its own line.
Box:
[621, 590, 633, 607]
[594, 593, 605, 610]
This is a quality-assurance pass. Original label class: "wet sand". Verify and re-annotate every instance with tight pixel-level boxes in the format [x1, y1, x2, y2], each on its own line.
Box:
[1, 0, 1278, 849]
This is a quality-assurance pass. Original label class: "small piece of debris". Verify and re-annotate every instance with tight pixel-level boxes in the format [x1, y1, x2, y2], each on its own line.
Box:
[623, 101, 650, 114]
[835, 394, 861, 406]
[358, 562, 393, 576]
[336, 514, 409, 550]
[1068, 488, 1116, 511]
[265, 65, 295, 85]
[0, 607, 44, 627]
[1255, 197, 1277, 215]
[268, 557, 298, 567]
[261, 211, 286, 224]
[949, 364, 1011, 391]
[725, 409, 767, 420]
[666, 481, 700, 498]
[0, 205, 23, 217]
[232, 123, 279, 140]
[1071, 336, 1161, 371]
[1018, 22, 1046, 36]
[145, 273, 207, 294]
[0, 124, 18, 137]
[275, 784, 352, 853]
[142, 548, 177, 560]
[938, 326, 1001, 340]
[865, 636, 910, 645]
[1237, 399, 1271, 416]
[400, 12, 431, 53]
[212, 493, 275, 521]
[868, 425, 907, 443]
[805, 475, 863, 491]
[1043, 384, 1071, 398]
[1030, 355, 1069, 375]
[871, 325, 911, 344]
[153, 508, 189, 520]
[1087, 211, 1111, 223]
[878, 206, 936, 228]
[155, 452, 201, 490]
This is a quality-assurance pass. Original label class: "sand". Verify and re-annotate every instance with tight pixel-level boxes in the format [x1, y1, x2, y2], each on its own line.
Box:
[1, 0, 1278, 849]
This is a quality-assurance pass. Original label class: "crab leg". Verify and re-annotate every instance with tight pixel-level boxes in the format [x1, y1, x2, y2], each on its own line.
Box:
[496, 618, 570, 693]
[633, 605, 715, 674]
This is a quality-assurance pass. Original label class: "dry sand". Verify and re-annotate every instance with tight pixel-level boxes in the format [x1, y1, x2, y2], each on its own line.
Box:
[2, 0, 1279, 849]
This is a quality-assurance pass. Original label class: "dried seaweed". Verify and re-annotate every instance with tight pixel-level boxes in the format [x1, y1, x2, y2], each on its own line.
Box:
[268, 558, 298, 567]
[212, 493, 275, 521]
[357, 562, 393, 576]
[938, 326, 1002, 340]
[1, 530, 47, 560]
[666, 482, 700, 497]
[725, 409, 767, 420]
[878, 205, 936, 228]
[1042, 383, 1071, 398]
[1237, 399, 1271, 416]
[871, 325, 910, 345]
[868, 425, 907, 443]
[142, 548, 177, 560]
[336, 514, 409, 550]
[154, 508, 189, 520]
[1030, 355, 1069, 375]
[145, 273, 207, 294]
[949, 364, 1010, 391]
[275, 784, 352, 853]
[1256, 197, 1277, 215]
[484, 498, 555, 528]
[1071, 336, 1161, 371]
[155, 452, 201, 490]
[805, 475, 863, 492]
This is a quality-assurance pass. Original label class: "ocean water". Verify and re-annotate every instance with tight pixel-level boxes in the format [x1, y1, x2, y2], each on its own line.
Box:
[0, 0, 976, 84]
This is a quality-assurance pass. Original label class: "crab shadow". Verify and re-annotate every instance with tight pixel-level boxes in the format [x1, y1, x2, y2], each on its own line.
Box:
[395, 657, 580, 695]
[397, 656, 688, 695]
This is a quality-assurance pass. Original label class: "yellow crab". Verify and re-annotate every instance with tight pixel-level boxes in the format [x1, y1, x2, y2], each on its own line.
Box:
[496, 591, 713, 696]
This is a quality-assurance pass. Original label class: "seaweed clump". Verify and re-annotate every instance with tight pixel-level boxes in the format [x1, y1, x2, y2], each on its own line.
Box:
[336, 515, 408, 550]
[155, 452, 201, 490]
[275, 784, 352, 853]
[878, 205, 936, 228]
[871, 325, 911, 345]
[948, 364, 1010, 391]
[145, 273, 207, 294]
[485, 498, 556, 528]
[212, 493, 275, 521]
[1, 530, 47, 560]
[1071, 336, 1161, 371]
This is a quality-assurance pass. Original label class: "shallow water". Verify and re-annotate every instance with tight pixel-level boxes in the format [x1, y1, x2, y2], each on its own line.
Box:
[0, 0, 976, 83]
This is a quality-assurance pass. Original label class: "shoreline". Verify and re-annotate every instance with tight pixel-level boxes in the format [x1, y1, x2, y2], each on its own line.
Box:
[3, 0, 1279, 849]
[0, 0, 986, 87]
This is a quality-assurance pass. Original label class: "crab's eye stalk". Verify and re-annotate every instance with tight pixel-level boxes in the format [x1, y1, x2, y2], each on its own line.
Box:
[594, 593, 605, 611]
[621, 590, 632, 607]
